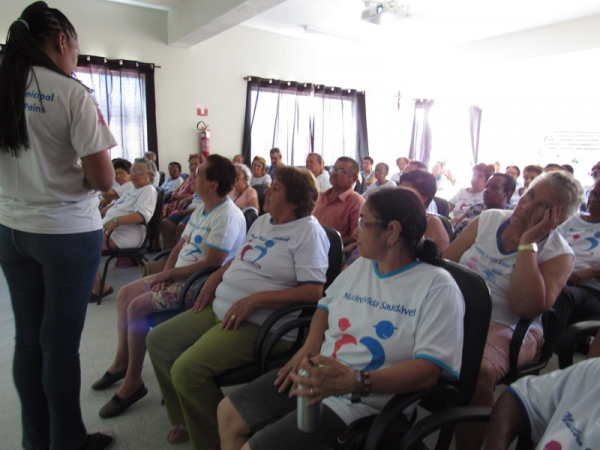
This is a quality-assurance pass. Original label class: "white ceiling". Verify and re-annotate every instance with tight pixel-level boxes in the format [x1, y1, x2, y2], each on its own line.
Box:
[104, 0, 600, 48]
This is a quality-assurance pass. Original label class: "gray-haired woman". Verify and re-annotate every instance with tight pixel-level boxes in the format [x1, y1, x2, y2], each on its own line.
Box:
[229, 163, 259, 210]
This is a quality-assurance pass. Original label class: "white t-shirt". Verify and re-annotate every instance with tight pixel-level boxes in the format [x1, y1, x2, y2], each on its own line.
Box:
[161, 176, 184, 195]
[175, 198, 246, 268]
[508, 358, 600, 449]
[390, 172, 401, 184]
[113, 181, 133, 198]
[363, 180, 396, 199]
[250, 174, 272, 187]
[318, 258, 465, 425]
[0, 67, 117, 233]
[316, 171, 331, 192]
[449, 188, 484, 217]
[212, 215, 329, 330]
[103, 184, 157, 248]
[558, 213, 600, 292]
[459, 209, 573, 331]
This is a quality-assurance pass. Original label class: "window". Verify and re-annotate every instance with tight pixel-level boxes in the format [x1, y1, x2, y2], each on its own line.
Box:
[242, 77, 369, 167]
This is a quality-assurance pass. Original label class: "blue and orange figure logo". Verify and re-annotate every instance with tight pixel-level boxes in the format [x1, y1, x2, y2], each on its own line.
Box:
[332, 318, 398, 371]
[240, 239, 275, 269]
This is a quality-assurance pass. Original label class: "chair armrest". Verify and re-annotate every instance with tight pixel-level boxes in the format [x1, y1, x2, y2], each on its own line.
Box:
[363, 385, 460, 450]
[151, 250, 172, 261]
[253, 304, 317, 372]
[396, 407, 492, 450]
[176, 266, 220, 312]
[505, 318, 533, 382]
[555, 319, 600, 369]
[259, 316, 314, 373]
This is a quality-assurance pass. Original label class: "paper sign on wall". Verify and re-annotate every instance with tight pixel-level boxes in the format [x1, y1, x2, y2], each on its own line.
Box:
[197, 103, 209, 116]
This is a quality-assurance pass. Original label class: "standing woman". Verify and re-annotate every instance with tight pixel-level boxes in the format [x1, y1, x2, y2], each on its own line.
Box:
[0, 3, 116, 450]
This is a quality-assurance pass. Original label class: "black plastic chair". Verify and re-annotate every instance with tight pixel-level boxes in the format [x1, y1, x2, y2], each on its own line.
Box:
[433, 197, 450, 218]
[242, 206, 259, 232]
[555, 318, 600, 369]
[253, 184, 268, 215]
[358, 260, 492, 450]
[499, 309, 558, 385]
[430, 213, 454, 243]
[97, 187, 165, 305]
[214, 225, 344, 387]
[158, 171, 166, 186]
[147, 266, 220, 328]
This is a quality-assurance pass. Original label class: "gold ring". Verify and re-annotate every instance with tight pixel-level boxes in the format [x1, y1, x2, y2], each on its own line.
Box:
[231, 314, 237, 321]
[310, 388, 314, 396]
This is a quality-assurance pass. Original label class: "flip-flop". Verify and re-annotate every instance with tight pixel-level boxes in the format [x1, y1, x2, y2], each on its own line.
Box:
[89, 286, 114, 303]
[167, 425, 189, 444]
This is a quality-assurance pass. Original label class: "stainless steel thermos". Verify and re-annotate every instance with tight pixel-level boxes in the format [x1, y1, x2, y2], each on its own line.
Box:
[297, 368, 323, 433]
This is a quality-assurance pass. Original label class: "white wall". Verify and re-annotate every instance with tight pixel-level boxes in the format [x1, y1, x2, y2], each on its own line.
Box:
[2, 0, 600, 179]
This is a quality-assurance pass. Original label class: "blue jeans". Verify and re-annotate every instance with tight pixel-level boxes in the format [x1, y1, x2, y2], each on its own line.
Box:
[0, 225, 102, 450]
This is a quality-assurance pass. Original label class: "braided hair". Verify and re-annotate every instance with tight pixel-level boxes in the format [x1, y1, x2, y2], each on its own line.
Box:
[0, 2, 79, 155]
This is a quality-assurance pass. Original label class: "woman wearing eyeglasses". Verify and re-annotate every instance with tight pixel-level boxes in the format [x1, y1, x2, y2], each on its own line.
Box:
[217, 188, 465, 450]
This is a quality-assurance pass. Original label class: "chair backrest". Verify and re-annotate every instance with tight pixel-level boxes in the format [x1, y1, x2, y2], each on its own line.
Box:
[145, 187, 165, 247]
[242, 206, 259, 232]
[431, 213, 454, 243]
[181, 173, 189, 180]
[253, 184, 268, 215]
[158, 171, 166, 186]
[322, 225, 344, 290]
[555, 319, 600, 369]
[434, 197, 450, 218]
[439, 260, 492, 406]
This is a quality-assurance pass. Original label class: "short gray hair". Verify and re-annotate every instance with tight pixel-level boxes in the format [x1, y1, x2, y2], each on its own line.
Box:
[235, 163, 252, 185]
[529, 170, 584, 223]
[134, 157, 157, 182]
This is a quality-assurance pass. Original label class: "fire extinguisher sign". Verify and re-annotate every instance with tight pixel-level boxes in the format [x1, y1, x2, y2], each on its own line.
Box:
[197, 103, 209, 116]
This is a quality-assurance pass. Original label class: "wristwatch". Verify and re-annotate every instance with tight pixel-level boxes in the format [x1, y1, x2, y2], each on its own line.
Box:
[517, 243, 537, 253]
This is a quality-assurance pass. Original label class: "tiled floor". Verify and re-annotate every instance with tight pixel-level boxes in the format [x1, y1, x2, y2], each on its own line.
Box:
[0, 255, 580, 450]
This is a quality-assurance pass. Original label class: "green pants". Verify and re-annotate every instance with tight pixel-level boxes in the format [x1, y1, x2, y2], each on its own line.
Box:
[146, 307, 290, 450]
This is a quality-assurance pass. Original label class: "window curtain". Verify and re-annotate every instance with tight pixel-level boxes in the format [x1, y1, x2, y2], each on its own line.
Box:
[409, 99, 435, 166]
[468, 105, 483, 165]
[242, 76, 368, 166]
[75, 55, 158, 164]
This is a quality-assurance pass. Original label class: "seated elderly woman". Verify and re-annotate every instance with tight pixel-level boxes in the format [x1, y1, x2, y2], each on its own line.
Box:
[449, 163, 495, 219]
[99, 158, 132, 211]
[90, 158, 158, 300]
[229, 163, 259, 210]
[554, 178, 600, 336]
[91, 155, 247, 419]
[217, 188, 465, 450]
[444, 170, 584, 450]
[249, 156, 272, 187]
[146, 166, 330, 448]
[344, 169, 450, 268]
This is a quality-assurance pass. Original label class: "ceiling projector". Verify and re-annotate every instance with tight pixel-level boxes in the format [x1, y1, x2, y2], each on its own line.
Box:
[361, 2, 411, 25]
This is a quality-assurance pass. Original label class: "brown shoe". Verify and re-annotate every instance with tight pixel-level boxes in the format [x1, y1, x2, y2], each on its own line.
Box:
[99, 385, 148, 418]
[91, 368, 127, 390]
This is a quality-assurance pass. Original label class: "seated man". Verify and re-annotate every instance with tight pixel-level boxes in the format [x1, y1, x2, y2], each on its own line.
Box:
[305, 152, 331, 192]
[144, 150, 160, 186]
[390, 156, 410, 184]
[160, 161, 184, 197]
[484, 330, 600, 450]
[313, 156, 365, 246]
[91, 154, 247, 419]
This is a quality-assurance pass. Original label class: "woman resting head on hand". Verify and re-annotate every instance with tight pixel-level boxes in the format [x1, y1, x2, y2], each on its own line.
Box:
[444, 170, 584, 450]
[217, 187, 465, 450]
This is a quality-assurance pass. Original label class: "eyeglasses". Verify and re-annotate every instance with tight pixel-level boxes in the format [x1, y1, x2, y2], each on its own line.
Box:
[131, 170, 148, 176]
[331, 167, 350, 175]
[357, 217, 382, 231]
[374, 169, 386, 174]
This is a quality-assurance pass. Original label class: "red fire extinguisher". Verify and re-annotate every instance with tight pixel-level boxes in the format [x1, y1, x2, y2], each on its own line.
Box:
[197, 121, 210, 160]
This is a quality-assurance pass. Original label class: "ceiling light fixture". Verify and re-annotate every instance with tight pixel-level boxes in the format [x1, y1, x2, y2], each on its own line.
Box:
[361, 1, 411, 25]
